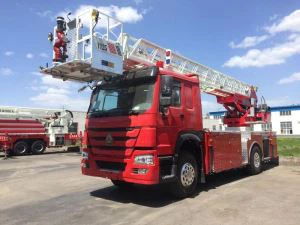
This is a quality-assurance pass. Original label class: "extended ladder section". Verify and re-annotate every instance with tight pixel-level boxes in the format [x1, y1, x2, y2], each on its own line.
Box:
[40, 8, 269, 127]
[40, 9, 252, 98]
[121, 33, 252, 98]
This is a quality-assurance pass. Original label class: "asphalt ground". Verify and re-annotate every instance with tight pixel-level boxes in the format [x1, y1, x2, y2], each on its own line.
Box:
[1, 151, 300, 225]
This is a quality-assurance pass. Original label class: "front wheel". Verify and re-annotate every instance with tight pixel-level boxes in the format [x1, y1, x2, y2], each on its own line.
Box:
[171, 151, 198, 198]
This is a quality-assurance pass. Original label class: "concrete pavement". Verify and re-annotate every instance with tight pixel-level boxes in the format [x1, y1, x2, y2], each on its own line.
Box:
[0, 152, 299, 225]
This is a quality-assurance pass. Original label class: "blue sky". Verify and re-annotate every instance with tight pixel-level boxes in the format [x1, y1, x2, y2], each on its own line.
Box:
[0, 0, 300, 113]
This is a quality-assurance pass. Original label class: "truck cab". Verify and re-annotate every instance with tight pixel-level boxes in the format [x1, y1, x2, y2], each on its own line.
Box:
[81, 66, 205, 194]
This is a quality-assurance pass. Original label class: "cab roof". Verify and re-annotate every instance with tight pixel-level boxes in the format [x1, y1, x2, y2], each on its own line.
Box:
[158, 67, 199, 84]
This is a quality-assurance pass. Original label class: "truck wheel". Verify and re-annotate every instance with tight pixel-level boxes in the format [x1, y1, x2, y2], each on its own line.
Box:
[171, 151, 198, 198]
[248, 146, 262, 175]
[13, 141, 29, 156]
[111, 180, 132, 189]
[31, 140, 46, 154]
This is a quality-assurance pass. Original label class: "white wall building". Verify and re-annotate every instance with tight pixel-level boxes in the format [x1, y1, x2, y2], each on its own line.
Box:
[207, 105, 300, 136]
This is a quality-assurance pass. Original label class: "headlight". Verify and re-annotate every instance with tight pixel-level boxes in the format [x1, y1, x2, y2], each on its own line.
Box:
[82, 151, 88, 160]
[134, 155, 154, 165]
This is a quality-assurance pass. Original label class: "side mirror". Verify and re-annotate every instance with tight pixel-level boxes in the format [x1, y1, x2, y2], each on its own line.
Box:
[160, 75, 173, 108]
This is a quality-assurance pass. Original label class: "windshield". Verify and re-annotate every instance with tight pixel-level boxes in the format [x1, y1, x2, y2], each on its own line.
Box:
[88, 79, 155, 117]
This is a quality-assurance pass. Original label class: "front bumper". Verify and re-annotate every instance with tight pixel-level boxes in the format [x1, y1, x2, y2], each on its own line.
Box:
[81, 149, 160, 185]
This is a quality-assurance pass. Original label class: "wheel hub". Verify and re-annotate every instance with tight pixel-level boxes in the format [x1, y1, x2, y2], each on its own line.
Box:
[254, 152, 260, 168]
[180, 163, 195, 187]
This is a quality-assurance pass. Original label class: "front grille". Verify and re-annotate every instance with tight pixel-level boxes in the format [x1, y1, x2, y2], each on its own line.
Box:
[88, 127, 138, 132]
[89, 145, 127, 151]
[96, 161, 126, 172]
[91, 136, 134, 141]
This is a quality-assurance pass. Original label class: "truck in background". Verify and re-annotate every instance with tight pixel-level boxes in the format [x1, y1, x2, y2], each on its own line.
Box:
[0, 107, 81, 156]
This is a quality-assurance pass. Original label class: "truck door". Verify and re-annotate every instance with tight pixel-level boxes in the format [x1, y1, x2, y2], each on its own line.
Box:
[157, 78, 184, 156]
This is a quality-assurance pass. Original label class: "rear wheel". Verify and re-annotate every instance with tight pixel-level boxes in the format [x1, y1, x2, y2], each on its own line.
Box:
[12, 141, 29, 156]
[248, 146, 262, 175]
[31, 140, 46, 154]
[111, 180, 133, 189]
[171, 151, 198, 198]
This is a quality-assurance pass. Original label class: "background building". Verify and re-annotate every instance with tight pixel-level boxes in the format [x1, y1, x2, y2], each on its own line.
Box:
[206, 105, 300, 136]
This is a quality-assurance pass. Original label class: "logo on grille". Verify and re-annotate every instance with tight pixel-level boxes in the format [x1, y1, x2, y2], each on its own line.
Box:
[105, 133, 113, 145]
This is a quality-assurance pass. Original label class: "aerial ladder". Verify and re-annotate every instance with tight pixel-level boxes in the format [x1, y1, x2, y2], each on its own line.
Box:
[41, 9, 270, 127]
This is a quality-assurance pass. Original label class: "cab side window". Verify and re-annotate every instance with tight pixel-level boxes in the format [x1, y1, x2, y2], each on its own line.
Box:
[172, 80, 181, 106]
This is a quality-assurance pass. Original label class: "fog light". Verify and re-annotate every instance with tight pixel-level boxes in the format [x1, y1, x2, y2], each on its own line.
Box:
[134, 155, 154, 165]
[133, 168, 148, 174]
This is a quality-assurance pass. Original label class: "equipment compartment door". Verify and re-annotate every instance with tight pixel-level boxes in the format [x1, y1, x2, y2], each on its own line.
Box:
[210, 132, 243, 172]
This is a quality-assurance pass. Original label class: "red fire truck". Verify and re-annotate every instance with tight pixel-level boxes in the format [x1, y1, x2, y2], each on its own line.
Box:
[41, 9, 278, 197]
[0, 108, 81, 156]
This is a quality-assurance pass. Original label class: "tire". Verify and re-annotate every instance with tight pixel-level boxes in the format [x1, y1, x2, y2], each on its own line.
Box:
[31, 140, 46, 154]
[13, 141, 29, 156]
[171, 151, 198, 198]
[248, 146, 262, 175]
[111, 180, 133, 189]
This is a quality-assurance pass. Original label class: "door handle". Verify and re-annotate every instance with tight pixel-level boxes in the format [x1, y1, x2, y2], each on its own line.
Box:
[180, 114, 184, 120]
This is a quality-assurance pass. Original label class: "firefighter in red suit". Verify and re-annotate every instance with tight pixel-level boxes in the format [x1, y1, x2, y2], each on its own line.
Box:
[53, 17, 68, 62]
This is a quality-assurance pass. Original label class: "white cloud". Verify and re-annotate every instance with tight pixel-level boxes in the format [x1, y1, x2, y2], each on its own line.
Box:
[56, 4, 143, 24]
[229, 35, 269, 49]
[30, 88, 89, 110]
[4, 51, 14, 56]
[278, 72, 300, 84]
[31, 72, 71, 89]
[114, 6, 143, 23]
[37, 10, 53, 17]
[265, 9, 300, 34]
[30, 71, 89, 110]
[224, 35, 300, 68]
[41, 76, 71, 89]
[0, 67, 14, 76]
[288, 33, 299, 40]
[39, 53, 49, 58]
[226, 9, 300, 68]
[26, 53, 34, 59]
